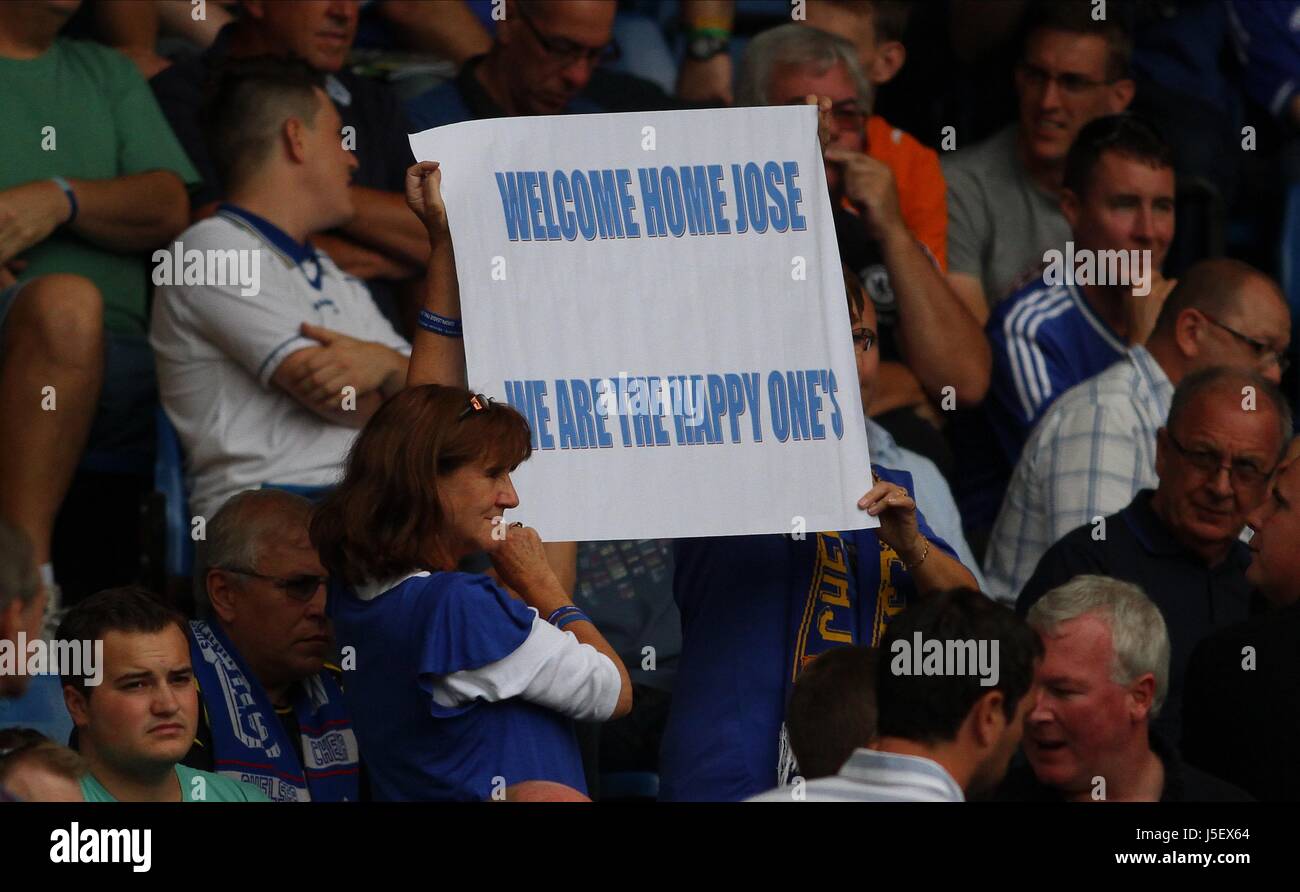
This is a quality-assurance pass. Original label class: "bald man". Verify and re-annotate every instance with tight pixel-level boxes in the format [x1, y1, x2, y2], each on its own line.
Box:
[183, 489, 361, 801]
[1018, 366, 1291, 745]
[1183, 442, 1300, 800]
[986, 259, 1291, 603]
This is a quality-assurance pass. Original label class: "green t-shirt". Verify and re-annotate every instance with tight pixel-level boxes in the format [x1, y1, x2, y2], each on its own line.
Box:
[0, 38, 200, 335]
[80, 764, 269, 802]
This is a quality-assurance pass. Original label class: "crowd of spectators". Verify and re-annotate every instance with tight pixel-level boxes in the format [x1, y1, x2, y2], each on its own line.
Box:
[2, 0, 1300, 803]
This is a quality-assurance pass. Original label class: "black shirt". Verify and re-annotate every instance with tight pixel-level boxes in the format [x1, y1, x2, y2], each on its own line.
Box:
[1017, 490, 1256, 746]
[993, 731, 1252, 802]
[1182, 601, 1300, 802]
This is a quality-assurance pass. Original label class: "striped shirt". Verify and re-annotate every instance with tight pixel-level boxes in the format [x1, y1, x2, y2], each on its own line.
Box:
[984, 346, 1174, 604]
[747, 748, 965, 802]
[985, 277, 1129, 466]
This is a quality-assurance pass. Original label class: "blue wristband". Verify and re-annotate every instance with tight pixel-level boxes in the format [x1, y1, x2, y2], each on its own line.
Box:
[546, 605, 581, 625]
[555, 610, 590, 630]
[418, 309, 463, 338]
[50, 176, 77, 225]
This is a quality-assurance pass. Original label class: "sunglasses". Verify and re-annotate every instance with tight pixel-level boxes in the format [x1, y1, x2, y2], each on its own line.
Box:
[458, 393, 495, 420]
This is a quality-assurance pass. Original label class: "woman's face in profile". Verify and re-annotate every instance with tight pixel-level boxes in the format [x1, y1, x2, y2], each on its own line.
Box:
[439, 459, 522, 557]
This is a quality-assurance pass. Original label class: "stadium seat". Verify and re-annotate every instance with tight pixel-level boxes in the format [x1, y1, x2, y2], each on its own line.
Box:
[144, 406, 193, 588]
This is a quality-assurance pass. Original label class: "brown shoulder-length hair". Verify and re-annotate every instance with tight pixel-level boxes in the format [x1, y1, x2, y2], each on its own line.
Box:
[310, 385, 532, 585]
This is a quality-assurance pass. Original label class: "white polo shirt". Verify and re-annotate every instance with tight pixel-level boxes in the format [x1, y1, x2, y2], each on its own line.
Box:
[150, 204, 410, 518]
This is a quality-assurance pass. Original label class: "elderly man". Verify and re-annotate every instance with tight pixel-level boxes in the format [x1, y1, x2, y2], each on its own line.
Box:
[986, 259, 1291, 602]
[751, 589, 1040, 802]
[1182, 440, 1300, 800]
[1000, 575, 1247, 801]
[406, 0, 671, 129]
[150, 0, 427, 324]
[737, 24, 988, 474]
[1017, 367, 1291, 743]
[800, 1, 947, 270]
[943, 1, 1135, 313]
[151, 57, 411, 518]
[184, 490, 359, 801]
[58, 587, 267, 802]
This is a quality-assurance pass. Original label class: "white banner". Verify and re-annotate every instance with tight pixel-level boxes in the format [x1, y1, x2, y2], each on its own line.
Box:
[409, 105, 874, 540]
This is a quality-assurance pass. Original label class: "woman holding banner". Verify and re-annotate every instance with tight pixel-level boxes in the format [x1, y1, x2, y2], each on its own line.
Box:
[309, 163, 632, 801]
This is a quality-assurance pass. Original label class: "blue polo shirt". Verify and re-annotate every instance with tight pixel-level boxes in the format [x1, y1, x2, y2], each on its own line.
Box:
[328, 571, 587, 801]
[660, 464, 960, 801]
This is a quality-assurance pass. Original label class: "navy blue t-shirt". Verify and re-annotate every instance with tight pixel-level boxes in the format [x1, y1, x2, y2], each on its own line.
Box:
[659, 465, 960, 801]
[328, 571, 587, 801]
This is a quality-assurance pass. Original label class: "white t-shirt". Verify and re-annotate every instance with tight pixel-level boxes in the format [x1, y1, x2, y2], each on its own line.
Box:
[150, 205, 410, 517]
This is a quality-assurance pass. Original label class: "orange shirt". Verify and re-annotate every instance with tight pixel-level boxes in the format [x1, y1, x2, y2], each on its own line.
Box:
[865, 115, 948, 272]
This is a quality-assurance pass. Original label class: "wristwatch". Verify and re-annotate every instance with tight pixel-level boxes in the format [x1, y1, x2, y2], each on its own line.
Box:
[687, 29, 730, 61]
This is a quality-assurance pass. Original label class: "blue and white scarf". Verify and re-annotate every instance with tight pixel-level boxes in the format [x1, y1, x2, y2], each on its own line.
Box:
[188, 620, 360, 802]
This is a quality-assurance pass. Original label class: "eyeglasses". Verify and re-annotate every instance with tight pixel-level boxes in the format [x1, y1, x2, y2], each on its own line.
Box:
[217, 568, 327, 602]
[851, 326, 877, 353]
[458, 393, 495, 420]
[1016, 62, 1114, 95]
[1201, 313, 1291, 373]
[517, 10, 620, 68]
[1164, 429, 1277, 487]
[828, 100, 867, 128]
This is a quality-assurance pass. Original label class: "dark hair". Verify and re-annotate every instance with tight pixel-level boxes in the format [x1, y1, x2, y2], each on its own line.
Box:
[202, 55, 326, 191]
[1023, 0, 1132, 81]
[310, 385, 533, 585]
[1164, 366, 1292, 459]
[843, 263, 865, 318]
[1152, 258, 1284, 339]
[1062, 114, 1172, 200]
[876, 588, 1042, 744]
[787, 646, 879, 779]
[53, 587, 188, 695]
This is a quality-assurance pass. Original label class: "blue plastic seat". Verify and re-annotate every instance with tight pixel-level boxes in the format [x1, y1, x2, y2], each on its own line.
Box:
[153, 406, 193, 579]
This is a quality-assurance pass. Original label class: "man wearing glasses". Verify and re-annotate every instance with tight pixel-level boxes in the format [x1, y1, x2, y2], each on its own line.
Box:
[736, 24, 990, 480]
[987, 259, 1291, 603]
[182, 489, 362, 802]
[406, 0, 628, 129]
[1015, 366, 1292, 746]
[1183, 439, 1300, 801]
[943, 2, 1135, 316]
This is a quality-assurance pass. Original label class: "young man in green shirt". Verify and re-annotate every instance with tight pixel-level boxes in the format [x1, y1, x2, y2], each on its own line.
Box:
[56, 586, 267, 803]
[0, 0, 197, 598]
